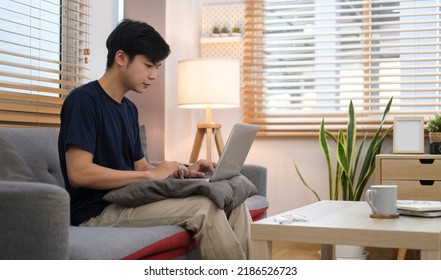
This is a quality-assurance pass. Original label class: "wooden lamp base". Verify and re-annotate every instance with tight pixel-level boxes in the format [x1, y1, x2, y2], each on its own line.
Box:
[189, 123, 224, 163]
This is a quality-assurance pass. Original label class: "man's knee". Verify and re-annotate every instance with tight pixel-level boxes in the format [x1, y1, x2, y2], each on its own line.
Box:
[190, 196, 219, 211]
[185, 196, 226, 228]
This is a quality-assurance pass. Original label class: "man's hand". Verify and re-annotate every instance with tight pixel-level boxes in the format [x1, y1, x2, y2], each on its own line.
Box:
[157, 161, 188, 179]
[187, 159, 217, 178]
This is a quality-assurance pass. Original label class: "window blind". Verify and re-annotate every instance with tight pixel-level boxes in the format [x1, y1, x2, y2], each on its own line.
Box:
[243, 0, 441, 137]
[0, 0, 90, 127]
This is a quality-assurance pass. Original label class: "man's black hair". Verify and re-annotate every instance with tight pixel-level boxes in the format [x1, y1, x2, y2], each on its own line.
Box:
[105, 19, 171, 68]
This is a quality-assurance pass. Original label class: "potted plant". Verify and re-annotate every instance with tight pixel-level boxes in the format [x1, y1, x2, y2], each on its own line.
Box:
[220, 26, 229, 37]
[294, 97, 393, 259]
[427, 113, 441, 154]
[294, 97, 393, 201]
[232, 26, 241, 36]
[211, 26, 220, 37]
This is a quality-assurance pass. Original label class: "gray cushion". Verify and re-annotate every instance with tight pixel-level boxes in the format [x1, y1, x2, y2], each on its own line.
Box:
[0, 136, 36, 182]
[103, 174, 257, 212]
[0, 128, 64, 187]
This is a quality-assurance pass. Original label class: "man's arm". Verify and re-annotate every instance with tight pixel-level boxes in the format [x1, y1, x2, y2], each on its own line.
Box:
[133, 157, 156, 171]
[65, 145, 188, 190]
[133, 154, 217, 180]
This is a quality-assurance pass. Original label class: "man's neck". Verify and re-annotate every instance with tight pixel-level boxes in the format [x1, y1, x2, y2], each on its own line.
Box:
[98, 71, 127, 103]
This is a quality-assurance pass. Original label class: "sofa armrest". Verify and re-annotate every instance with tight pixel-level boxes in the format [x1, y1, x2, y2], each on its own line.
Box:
[0, 181, 70, 259]
[241, 164, 267, 197]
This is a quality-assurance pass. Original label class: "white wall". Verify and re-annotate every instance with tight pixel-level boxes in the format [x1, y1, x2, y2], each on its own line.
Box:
[89, 0, 393, 217]
[124, 0, 167, 161]
[87, 1, 120, 81]
[164, 0, 201, 163]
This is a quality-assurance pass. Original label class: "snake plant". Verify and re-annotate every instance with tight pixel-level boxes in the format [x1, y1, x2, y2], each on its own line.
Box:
[294, 97, 393, 201]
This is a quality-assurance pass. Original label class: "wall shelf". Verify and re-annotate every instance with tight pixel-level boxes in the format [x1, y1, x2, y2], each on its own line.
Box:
[200, 36, 242, 44]
[201, 4, 243, 61]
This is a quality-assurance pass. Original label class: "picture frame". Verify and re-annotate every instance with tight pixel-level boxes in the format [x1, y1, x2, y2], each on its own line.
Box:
[393, 116, 425, 154]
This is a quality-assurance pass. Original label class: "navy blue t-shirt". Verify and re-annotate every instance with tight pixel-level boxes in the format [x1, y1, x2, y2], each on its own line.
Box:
[58, 80, 145, 226]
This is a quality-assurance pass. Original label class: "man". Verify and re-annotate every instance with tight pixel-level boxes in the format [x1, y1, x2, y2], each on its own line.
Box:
[58, 19, 251, 260]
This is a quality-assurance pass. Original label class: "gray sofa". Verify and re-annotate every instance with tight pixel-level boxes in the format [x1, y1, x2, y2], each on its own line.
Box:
[0, 127, 268, 260]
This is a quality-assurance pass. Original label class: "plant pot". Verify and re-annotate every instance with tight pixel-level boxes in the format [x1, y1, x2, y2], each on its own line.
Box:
[318, 245, 369, 260]
[335, 245, 369, 260]
[429, 132, 441, 143]
[429, 132, 441, 154]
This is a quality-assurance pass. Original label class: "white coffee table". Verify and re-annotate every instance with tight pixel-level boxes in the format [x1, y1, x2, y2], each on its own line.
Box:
[251, 200, 441, 260]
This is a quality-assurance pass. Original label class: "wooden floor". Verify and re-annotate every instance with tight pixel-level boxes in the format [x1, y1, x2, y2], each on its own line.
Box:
[272, 242, 420, 260]
[272, 242, 321, 260]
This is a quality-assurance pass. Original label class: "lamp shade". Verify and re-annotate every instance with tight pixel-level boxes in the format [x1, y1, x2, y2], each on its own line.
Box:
[178, 59, 240, 109]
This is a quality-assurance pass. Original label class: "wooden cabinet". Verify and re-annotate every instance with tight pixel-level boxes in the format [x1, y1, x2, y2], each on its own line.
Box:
[376, 154, 441, 201]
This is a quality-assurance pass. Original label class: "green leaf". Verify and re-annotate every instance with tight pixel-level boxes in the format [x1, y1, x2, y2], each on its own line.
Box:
[381, 97, 393, 124]
[353, 98, 393, 200]
[346, 100, 356, 175]
[334, 164, 342, 200]
[319, 119, 334, 200]
[352, 135, 367, 183]
[336, 130, 349, 174]
[354, 126, 393, 200]
[293, 161, 321, 201]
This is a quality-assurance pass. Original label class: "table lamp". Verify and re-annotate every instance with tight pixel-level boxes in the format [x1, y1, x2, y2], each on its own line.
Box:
[178, 58, 240, 163]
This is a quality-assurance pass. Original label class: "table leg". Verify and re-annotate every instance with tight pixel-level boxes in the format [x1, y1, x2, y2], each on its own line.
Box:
[397, 248, 407, 260]
[421, 249, 441, 260]
[320, 244, 334, 260]
[250, 240, 272, 260]
[421, 234, 441, 260]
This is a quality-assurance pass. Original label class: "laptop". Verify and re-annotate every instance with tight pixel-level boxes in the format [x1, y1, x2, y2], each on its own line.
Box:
[189, 123, 259, 182]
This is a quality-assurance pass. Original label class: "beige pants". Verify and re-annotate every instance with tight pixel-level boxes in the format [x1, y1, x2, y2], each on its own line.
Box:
[80, 196, 252, 260]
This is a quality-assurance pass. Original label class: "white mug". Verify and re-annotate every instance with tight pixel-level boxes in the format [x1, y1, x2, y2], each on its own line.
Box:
[366, 185, 398, 216]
